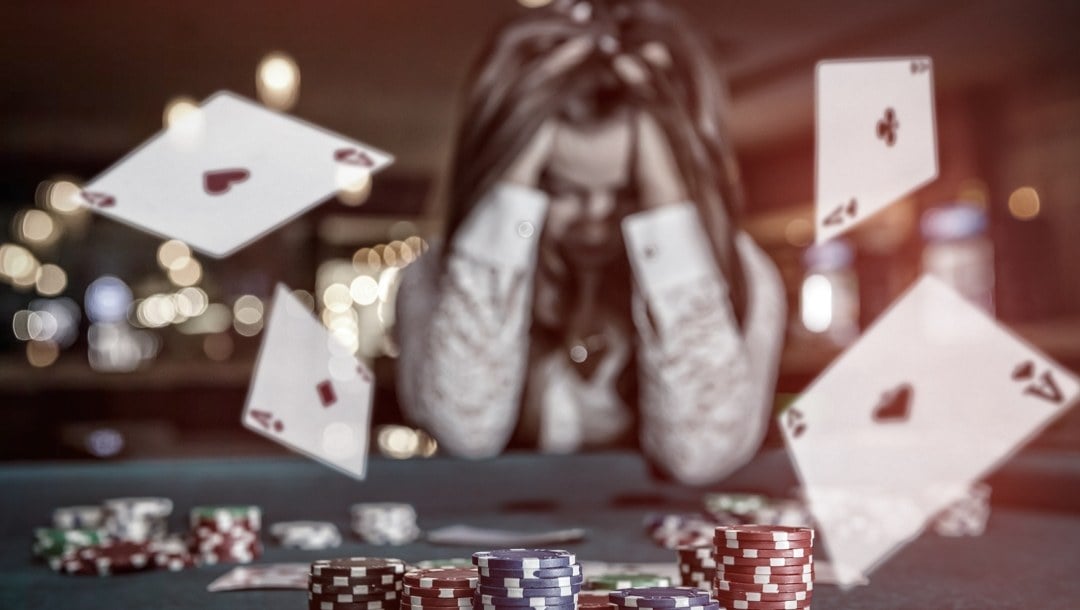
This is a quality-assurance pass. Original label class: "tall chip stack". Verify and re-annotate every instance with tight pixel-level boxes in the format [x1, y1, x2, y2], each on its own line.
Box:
[609, 587, 719, 610]
[102, 497, 172, 542]
[712, 526, 814, 610]
[188, 505, 263, 565]
[401, 567, 478, 610]
[308, 557, 406, 610]
[676, 545, 717, 589]
[473, 549, 581, 610]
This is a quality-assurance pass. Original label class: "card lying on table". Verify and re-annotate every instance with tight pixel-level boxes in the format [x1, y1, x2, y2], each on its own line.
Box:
[79, 90, 392, 257]
[780, 275, 1078, 587]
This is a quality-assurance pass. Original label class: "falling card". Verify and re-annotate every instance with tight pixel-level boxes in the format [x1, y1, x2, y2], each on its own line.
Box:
[815, 57, 938, 244]
[243, 284, 375, 479]
[780, 275, 1078, 586]
[79, 90, 392, 257]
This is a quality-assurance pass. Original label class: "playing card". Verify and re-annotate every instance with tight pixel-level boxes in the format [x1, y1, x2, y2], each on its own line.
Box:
[243, 284, 375, 479]
[780, 275, 1078, 586]
[206, 563, 310, 591]
[79, 91, 392, 257]
[815, 57, 937, 244]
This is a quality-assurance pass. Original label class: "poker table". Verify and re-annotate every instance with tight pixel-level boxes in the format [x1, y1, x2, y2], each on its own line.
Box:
[2, 449, 1078, 609]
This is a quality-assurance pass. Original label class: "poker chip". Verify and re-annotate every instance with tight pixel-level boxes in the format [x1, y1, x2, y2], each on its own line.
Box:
[350, 503, 420, 546]
[712, 600, 808, 610]
[474, 605, 576, 610]
[675, 544, 717, 587]
[190, 505, 262, 564]
[713, 589, 810, 603]
[479, 564, 582, 579]
[477, 594, 578, 607]
[32, 527, 108, 561]
[722, 548, 808, 559]
[103, 497, 172, 542]
[717, 556, 811, 567]
[473, 549, 576, 570]
[715, 572, 813, 585]
[716, 563, 812, 575]
[609, 587, 713, 608]
[52, 505, 106, 530]
[309, 602, 394, 610]
[271, 521, 343, 550]
[312, 582, 403, 596]
[309, 590, 400, 603]
[587, 573, 670, 590]
[714, 526, 813, 543]
[311, 573, 402, 588]
[477, 585, 581, 598]
[148, 535, 197, 571]
[402, 584, 475, 599]
[495, 575, 583, 589]
[50, 540, 154, 576]
[313, 557, 408, 578]
[401, 596, 475, 607]
[714, 580, 812, 594]
[403, 567, 479, 589]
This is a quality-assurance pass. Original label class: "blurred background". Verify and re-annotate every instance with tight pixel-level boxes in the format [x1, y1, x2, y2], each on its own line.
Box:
[1, 0, 1078, 462]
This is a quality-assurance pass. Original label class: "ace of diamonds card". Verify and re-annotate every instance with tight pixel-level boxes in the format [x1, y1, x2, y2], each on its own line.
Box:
[780, 276, 1078, 586]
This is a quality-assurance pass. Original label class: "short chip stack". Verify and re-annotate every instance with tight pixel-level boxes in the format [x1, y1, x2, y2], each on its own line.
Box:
[49, 540, 155, 576]
[102, 497, 172, 542]
[33, 528, 108, 561]
[401, 567, 478, 610]
[271, 521, 343, 550]
[676, 545, 717, 589]
[351, 503, 421, 545]
[609, 587, 719, 610]
[473, 549, 581, 610]
[189, 505, 262, 565]
[712, 526, 814, 610]
[308, 557, 406, 610]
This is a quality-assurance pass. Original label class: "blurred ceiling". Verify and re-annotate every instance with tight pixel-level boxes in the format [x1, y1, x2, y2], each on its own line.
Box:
[2, 0, 1078, 176]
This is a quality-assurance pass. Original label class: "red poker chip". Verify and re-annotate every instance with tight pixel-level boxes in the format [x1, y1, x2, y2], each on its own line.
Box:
[718, 548, 810, 559]
[401, 585, 475, 599]
[715, 573, 813, 585]
[53, 540, 154, 576]
[717, 563, 812, 575]
[714, 526, 813, 541]
[403, 568, 479, 589]
[714, 589, 811, 603]
[712, 599, 811, 610]
[718, 555, 812, 568]
[713, 538, 813, 552]
[714, 580, 812, 594]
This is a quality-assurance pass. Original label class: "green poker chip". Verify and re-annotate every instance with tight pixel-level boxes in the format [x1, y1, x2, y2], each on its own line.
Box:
[587, 573, 672, 590]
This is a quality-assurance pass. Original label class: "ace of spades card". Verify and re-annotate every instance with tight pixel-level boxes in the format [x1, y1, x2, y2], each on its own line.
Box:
[780, 276, 1078, 587]
[78, 90, 392, 258]
[243, 284, 375, 479]
[815, 57, 938, 244]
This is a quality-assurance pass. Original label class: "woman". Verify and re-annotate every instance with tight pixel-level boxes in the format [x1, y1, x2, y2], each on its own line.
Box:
[396, 0, 786, 484]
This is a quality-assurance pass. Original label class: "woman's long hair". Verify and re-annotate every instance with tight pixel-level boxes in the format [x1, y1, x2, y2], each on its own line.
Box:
[442, 0, 748, 325]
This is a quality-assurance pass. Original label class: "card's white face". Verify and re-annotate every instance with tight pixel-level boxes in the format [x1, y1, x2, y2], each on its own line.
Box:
[815, 57, 938, 244]
[80, 91, 392, 257]
[243, 284, 374, 479]
[781, 276, 1078, 586]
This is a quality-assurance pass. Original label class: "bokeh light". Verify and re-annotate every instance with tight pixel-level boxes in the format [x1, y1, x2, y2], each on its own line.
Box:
[167, 256, 202, 287]
[322, 283, 353, 313]
[1008, 186, 1040, 220]
[43, 179, 83, 214]
[26, 340, 60, 367]
[16, 209, 59, 245]
[350, 275, 379, 306]
[801, 273, 833, 333]
[785, 218, 814, 248]
[85, 276, 132, 324]
[157, 240, 192, 270]
[257, 51, 300, 111]
[233, 295, 264, 325]
[35, 264, 67, 296]
[336, 166, 372, 206]
[163, 96, 200, 128]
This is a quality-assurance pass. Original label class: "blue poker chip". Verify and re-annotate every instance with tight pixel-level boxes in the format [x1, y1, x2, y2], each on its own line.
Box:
[473, 549, 576, 570]
[477, 584, 582, 598]
[609, 587, 713, 608]
[476, 593, 578, 607]
[479, 564, 582, 579]
[480, 575, 584, 589]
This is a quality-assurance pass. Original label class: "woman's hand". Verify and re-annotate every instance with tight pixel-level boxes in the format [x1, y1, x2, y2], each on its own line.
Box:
[635, 111, 687, 209]
[502, 120, 557, 188]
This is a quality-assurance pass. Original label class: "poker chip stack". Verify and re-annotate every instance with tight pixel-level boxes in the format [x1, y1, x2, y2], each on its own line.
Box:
[49, 540, 155, 576]
[473, 549, 582, 610]
[609, 587, 719, 610]
[712, 526, 814, 610]
[102, 497, 172, 542]
[147, 534, 197, 571]
[308, 557, 406, 610]
[188, 505, 263, 565]
[676, 545, 717, 589]
[271, 521, 343, 550]
[32, 527, 108, 562]
[351, 503, 421, 545]
[400, 567, 478, 610]
[52, 505, 106, 530]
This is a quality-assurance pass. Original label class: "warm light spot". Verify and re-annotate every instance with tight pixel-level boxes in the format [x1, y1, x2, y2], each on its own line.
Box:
[233, 295, 264, 325]
[336, 166, 372, 206]
[234, 317, 264, 337]
[163, 96, 200, 128]
[801, 274, 833, 333]
[167, 256, 202, 286]
[957, 178, 989, 208]
[292, 289, 316, 312]
[26, 340, 60, 367]
[44, 179, 83, 213]
[35, 264, 67, 296]
[1008, 186, 1040, 220]
[322, 283, 353, 313]
[174, 287, 209, 317]
[518, 0, 552, 7]
[138, 294, 179, 328]
[203, 332, 234, 361]
[256, 52, 300, 111]
[157, 240, 192, 270]
[377, 425, 420, 459]
[350, 275, 379, 306]
[784, 218, 814, 248]
[381, 245, 398, 267]
[18, 209, 58, 244]
[0, 243, 37, 280]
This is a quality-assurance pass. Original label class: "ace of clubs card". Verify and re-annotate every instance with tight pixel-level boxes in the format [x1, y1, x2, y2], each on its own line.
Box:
[243, 284, 375, 479]
[815, 57, 938, 244]
[780, 275, 1078, 586]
